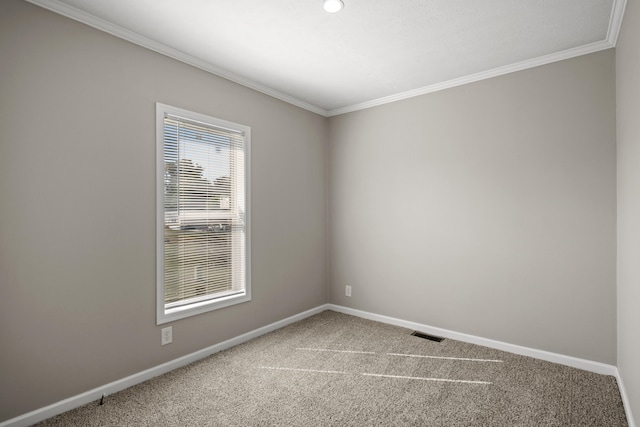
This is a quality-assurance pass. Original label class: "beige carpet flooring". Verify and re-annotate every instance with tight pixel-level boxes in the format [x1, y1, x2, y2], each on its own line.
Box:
[35, 310, 628, 426]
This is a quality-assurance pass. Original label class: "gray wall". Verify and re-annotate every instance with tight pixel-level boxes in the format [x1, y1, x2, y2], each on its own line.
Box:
[0, 0, 327, 421]
[616, 0, 640, 421]
[328, 50, 617, 364]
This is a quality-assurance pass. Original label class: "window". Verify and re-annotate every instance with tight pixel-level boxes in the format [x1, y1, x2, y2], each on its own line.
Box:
[156, 103, 250, 324]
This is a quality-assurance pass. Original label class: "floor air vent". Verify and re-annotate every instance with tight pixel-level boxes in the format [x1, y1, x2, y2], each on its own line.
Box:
[411, 331, 444, 342]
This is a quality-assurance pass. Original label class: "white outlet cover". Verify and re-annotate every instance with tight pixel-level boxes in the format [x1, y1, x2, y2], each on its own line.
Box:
[161, 326, 172, 345]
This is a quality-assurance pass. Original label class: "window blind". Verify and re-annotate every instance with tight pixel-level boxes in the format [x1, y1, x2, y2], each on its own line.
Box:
[162, 113, 247, 309]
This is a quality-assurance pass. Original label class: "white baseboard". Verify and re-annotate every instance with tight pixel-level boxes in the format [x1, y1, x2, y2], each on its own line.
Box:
[328, 304, 635, 426]
[0, 305, 329, 427]
[326, 304, 618, 376]
[3, 303, 633, 427]
[616, 369, 637, 427]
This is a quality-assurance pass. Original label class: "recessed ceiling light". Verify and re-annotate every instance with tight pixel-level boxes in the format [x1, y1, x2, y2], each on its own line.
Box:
[323, 0, 344, 13]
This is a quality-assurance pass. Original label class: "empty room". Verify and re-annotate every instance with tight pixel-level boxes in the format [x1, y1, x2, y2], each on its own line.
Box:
[1, 0, 638, 425]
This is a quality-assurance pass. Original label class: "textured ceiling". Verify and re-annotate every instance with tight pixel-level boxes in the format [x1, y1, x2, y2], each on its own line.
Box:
[28, 0, 625, 116]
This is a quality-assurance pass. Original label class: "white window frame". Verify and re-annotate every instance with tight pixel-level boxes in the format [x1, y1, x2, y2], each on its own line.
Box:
[156, 103, 251, 325]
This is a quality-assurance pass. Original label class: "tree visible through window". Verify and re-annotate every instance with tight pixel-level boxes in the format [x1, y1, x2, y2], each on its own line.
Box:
[156, 103, 250, 324]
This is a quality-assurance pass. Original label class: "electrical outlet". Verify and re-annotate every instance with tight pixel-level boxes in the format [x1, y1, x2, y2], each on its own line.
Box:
[345, 285, 352, 297]
[161, 326, 172, 345]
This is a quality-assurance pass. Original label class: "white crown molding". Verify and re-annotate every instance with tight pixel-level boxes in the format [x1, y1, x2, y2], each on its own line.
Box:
[607, 0, 628, 46]
[24, 0, 330, 117]
[327, 39, 615, 116]
[329, 0, 627, 116]
[26, 0, 627, 118]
